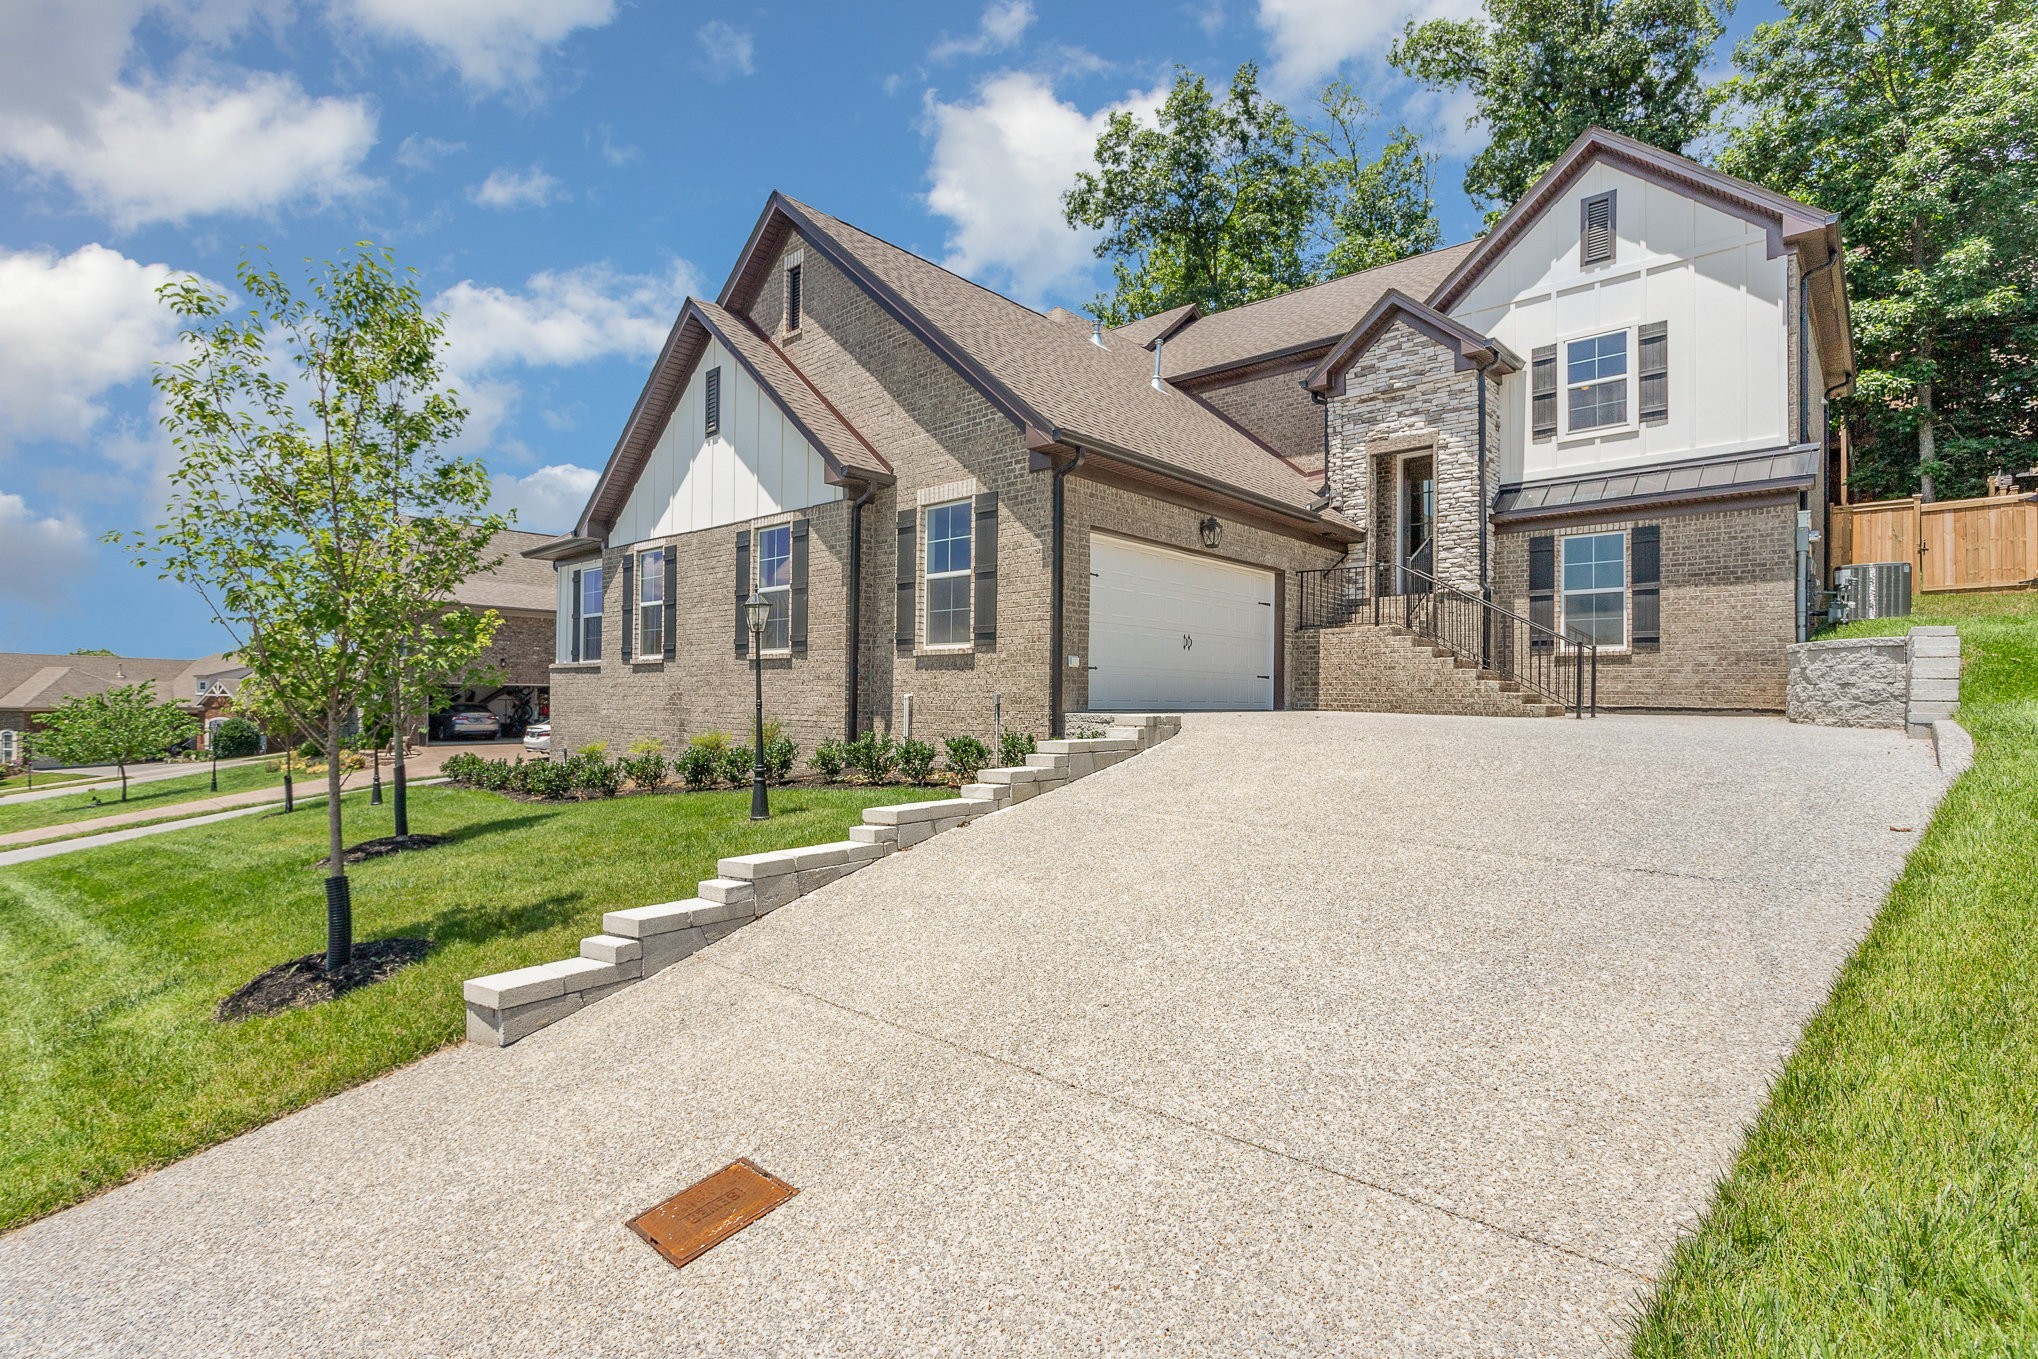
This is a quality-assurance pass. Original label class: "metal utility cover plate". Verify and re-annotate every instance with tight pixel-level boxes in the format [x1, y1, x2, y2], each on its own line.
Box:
[627, 1159, 798, 1271]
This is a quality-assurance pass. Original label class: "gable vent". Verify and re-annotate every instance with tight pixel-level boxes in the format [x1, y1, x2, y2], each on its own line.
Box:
[1580, 191, 1616, 266]
[786, 263, 803, 330]
[704, 366, 721, 439]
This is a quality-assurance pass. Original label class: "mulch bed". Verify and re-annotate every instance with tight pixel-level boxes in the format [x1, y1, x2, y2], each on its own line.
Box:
[215, 938, 433, 1022]
[315, 832, 451, 867]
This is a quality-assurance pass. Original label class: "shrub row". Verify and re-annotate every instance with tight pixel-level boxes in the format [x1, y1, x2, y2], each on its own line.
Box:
[442, 731, 801, 802]
[805, 729, 1035, 786]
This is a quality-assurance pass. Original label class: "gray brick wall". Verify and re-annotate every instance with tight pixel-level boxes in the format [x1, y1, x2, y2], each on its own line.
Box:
[1189, 360, 1326, 477]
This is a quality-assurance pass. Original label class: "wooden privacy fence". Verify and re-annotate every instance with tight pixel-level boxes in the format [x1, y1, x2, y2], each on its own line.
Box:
[1832, 494, 2038, 592]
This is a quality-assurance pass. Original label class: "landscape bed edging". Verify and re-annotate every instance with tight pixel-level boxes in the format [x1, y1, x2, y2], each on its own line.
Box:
[463, 714, 1183, 1046]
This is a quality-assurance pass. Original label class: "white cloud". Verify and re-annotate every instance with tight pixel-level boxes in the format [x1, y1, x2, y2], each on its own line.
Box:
[470, 164, 562, 209]
[0, 492, 94, 604]
[696, 21, 756, 78]
[396, 133, 464, 171]
[332, 0, 616, 91]
[923, 72, 1162, 305]
[435, 261, 696, 373]
[929, 0, 1036, 61]
[0, 72, 377, 228]
[0, 244, 195, 445]
[491, 462, 597, 533]
[1254, 0, 1481, 92]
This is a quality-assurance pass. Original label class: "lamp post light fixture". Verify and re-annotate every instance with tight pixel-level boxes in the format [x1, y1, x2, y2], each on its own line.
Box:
[209, 732, 219, 793]
[744, 590, 771, 820]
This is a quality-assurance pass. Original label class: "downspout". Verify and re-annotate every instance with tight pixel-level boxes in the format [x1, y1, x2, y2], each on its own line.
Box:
[1049, 447, 1086, 737]
[844, 481, 875, 739]
[1475, 366, 1490, 598]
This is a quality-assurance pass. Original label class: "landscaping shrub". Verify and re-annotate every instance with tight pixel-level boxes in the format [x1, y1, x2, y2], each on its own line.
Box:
[566, 750, 622, 799]
[520, 759, 574, 800]
[844, 731, 897, 784]
[720, 745, 755, 787]
[897, 738, 936, 784]
[297, 739, 322, 761]
[942, 734, 992, 780]
[441, 752, 487, 785]
[476, 758, 515, 792]
[809, 739, 847, 782]
[620, 742, 669, 791]
[763, 734, 799, 785]
[209, 717, 262, 759]
[677, 745, 720, 790]
[689, 730, 731, 755]
[998, 730, 1036, 767]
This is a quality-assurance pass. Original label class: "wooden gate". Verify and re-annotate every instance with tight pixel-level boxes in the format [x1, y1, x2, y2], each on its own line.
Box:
[1832, 494, 2038, 592]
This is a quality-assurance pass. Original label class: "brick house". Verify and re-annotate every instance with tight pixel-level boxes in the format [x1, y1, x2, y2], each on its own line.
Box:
[434, 526, 563, 737]
[0, 652, 249, 762]
[530, 127, 1852, 749]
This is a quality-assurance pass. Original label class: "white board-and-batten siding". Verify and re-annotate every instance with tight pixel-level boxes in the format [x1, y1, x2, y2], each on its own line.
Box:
[609, 336, 841, 548]
[1451, 159, 1791, 487]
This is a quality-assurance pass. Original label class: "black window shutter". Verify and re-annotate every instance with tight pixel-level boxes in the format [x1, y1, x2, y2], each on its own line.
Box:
[663, 548, 678, 661]
[589, 565, 602, 661]
[1638, 323, 1669, 424]
[895, 509, 916, 652]
[734, 530, 751, 656]
[704, 367, 721, 438]
[1531, 346, 1557, 440]
[972, 491, 998, 648]
[1631, 524, 1662, 649]
[620, 553, 634, 662]
[1581, 191, 1616, 265]
[789, 518, 809, 656]
[1528, 535, 1556, 650]
[787, 264, 802, 330]
[569, 568, 582, 662]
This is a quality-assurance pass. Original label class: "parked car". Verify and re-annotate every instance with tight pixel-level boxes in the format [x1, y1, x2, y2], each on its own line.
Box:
[523, 723, 551, 754]
[443, 705, 503, 740]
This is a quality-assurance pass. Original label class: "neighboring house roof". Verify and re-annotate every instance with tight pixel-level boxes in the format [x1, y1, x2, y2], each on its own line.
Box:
[1426, 126, 1853, 389]
[1144, 243, 1480, 383]
[578, 297, 892, 538]
[1303, 290, 1523, 396]
[713, 194, 1347, 527]
[0, 652, 239, 715]
[451, 527, 568, 614]
[1491, 445, 1819, 524]
[1109, 303, 1200, 351]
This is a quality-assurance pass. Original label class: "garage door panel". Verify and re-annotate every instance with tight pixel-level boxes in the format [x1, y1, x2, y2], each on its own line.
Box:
[1087, 534, 1275, 711]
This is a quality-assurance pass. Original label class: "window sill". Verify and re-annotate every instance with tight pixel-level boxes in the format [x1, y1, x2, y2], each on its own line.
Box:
[781, 327, 802, 344]
[550, 661, 602, 672]
[917, 644, 975, 657]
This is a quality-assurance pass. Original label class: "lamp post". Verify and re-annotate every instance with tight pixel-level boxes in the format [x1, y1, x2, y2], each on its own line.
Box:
[744, 590, 771, 820]
[209, 724, 218, 793]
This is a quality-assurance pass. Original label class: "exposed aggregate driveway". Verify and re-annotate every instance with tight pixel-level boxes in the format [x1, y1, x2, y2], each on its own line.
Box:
[0, 711, 1950, 1357]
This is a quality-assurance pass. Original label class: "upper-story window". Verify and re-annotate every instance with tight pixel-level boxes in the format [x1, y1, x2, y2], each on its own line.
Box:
[1580, 191, 1616, 266]
[704, 366, 721, 438]
[577, 563, 603, 660]
[638, 548, 665, 656]
[924, 500, 973, 648]
[1565, 330, 1630, 433]
[757, 523, 792, 653]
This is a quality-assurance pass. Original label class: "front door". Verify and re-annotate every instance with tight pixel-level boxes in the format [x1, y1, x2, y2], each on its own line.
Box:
[1397, 453, 1435, 593]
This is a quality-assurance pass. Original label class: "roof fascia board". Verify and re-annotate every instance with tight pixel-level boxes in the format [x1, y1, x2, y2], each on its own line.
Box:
[1054, 429, 1354, 537]
[521, 535, 603, 562]
[1305, 290, 1520, 395]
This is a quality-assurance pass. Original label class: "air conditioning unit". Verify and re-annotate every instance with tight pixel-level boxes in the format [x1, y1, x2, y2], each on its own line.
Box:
[1831, 561, 1912, 623]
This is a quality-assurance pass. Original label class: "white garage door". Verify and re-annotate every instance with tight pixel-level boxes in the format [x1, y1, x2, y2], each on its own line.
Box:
[1087, 533, 1276, 711]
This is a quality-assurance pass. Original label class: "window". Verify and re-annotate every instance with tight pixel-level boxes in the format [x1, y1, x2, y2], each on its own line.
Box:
[756, 524, 792, 652]
[785, 262, 803, 331]
[638, 548, 664, 656]
[1561, 531, 1626, 647]
[923, 499, 973, 647]
[578, 564, 603, 660]
[704, 366, 721, 438]
[1580, 191, 1616, 265]
[0, 729, 18, 765]
[1565, 330, 1630, 433]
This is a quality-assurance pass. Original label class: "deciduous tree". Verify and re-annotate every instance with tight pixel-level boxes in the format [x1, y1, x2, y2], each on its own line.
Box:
[33, 683, 194, 802]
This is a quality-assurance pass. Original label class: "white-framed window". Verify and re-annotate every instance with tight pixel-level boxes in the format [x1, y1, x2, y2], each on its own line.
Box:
[1563, 329, 1633, 435]
[638, 548, 665, 656]
[757, 523, 792, 653]
[0, 729, 19, 765]
[1560, 531, 1627, 648]
[578, 564, 603, 660]
[923, 499, 973, 648]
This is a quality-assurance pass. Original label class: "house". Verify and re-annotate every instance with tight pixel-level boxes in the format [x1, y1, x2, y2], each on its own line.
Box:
[432, 526, 563, 738]
[0, 652, 248, 762]
[529, 127, 1852, 751]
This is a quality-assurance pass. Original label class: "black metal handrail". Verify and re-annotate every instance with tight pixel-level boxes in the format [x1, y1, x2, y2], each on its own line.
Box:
[1296, 560, 1598, 717]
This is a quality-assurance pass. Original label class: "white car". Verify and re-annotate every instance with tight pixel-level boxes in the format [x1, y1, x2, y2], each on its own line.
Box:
[523, 723, 551, 753]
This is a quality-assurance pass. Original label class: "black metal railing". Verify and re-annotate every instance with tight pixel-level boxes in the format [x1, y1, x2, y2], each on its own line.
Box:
[1296, 560, 1598, 717]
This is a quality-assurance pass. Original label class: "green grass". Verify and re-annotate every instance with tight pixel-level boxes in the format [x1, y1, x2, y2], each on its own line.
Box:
[0, 783, 944, 1230]
[0, 771, 91, 793]
[0, 762, 283, 835]
[1634, 591, 2038, 1354]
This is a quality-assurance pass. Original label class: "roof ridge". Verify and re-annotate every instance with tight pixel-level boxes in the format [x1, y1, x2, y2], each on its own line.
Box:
[1168, 239, 1481, 324]
[782, 195, 1053, 323]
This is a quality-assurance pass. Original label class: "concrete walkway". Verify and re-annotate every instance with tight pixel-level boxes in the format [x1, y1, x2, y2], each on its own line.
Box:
[0, 713, 1950, 1357]
[0, 757, 268, 806]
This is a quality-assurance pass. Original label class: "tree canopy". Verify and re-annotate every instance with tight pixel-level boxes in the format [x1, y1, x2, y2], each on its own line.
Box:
[1392, 0, 1730, 215]
[34, 682, 193, 801]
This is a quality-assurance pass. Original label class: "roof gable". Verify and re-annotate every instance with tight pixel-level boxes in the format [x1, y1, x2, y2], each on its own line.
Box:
[1303, 290, 1522, 396]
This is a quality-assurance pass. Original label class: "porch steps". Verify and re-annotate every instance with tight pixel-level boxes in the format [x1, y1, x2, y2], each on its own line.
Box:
[1305, 622, 1566, 718]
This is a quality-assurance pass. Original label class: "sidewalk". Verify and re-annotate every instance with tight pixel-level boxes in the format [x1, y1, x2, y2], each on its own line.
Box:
[0, 758, 269, 807]
[0, 769, 373, 849]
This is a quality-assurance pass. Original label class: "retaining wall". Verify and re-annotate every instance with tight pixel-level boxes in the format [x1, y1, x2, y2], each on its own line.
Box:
[1785, 625, 1961, 737]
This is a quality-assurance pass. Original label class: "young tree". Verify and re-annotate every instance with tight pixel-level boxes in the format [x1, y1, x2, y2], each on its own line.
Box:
[1720, 2, 2038, 500]
[34, 683, 194, 802]
[1309, 81, 1444, 277]
[1392, 0, 1730, 215]
[117, 246, 502, 974]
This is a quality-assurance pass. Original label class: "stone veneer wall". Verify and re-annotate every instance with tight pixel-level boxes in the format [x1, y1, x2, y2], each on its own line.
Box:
[1493, 500, 1800, 710]
[1325, 320, 1497, 597]
[1787, 626, 1963, 736]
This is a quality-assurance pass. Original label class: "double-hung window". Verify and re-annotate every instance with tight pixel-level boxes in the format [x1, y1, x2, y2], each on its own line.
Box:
[1561, 531, 1627, 648]
[638, 549, 664, 656]
[578, 564, 603, 660]
[1564, 330, 1630, 433]
[923, 499, 973, 647]
[757, 523, 792, 653]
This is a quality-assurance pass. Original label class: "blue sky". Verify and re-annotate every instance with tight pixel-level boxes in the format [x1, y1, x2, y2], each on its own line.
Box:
[0, 0, 1779, 658]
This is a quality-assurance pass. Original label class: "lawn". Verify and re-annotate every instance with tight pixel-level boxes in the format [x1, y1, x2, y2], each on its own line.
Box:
[0, 762, 283, 836]
[0, 771, 91, 793]
[0, 782, 945, 1230]
[1634, 590, 2038, 1353]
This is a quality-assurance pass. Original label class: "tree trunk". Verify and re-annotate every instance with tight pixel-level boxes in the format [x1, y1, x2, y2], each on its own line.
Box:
[1913, 220, 1938, 504]
[323, 713, 352, 974]
[390, 676, 410, 840]
[118, 760, 128, 802]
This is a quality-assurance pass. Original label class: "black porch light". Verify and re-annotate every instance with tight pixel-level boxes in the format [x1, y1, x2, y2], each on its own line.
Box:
[1199, 515, 1222, 549]
[744, 590, 771, 820]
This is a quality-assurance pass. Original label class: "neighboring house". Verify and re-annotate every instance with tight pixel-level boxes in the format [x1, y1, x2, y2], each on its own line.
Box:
[530, 127, 1852, 751]
[433, 526, 562, 737]
[0, 652, 249, 761]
